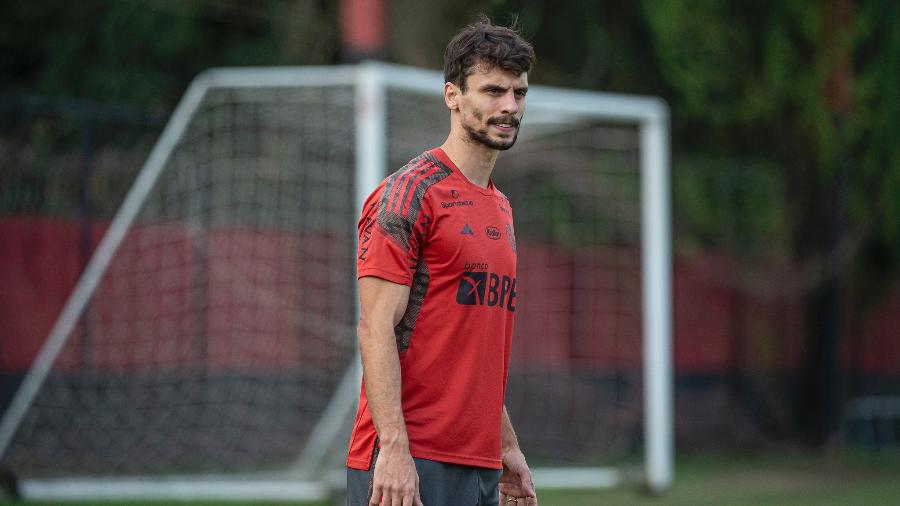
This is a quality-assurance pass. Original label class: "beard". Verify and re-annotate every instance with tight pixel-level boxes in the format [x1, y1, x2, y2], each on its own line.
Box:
[462, 113, 520, 151]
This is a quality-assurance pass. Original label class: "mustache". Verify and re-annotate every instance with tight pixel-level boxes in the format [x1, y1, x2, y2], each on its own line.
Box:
[488, 115, 520, 127]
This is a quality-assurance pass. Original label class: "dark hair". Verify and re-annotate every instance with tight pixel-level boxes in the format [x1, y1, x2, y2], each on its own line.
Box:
[443, 16, 535, 92]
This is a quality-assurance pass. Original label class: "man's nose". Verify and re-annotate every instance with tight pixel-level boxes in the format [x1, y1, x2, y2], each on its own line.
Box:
[499, 90, 519, 115]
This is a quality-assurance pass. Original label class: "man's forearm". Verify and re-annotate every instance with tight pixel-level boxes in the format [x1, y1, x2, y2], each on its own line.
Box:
[501, 404, 520, 452]
[355, 276, 421, 505]
[358, 324, 408, 448]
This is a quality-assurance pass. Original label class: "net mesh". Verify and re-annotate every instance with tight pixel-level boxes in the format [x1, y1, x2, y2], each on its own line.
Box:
[386, 88, 643, 466]
[4, 76, 644, 478]
[497, 126, 642, 465]
[4, 85, 359, 476]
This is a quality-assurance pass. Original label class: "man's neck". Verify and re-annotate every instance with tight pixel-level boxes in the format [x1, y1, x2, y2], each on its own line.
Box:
[439, 132, 498, 189]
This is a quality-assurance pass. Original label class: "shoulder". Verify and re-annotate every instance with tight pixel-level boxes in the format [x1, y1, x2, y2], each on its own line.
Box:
[493, 186, 513, 208]
[379, 151, 455, 212]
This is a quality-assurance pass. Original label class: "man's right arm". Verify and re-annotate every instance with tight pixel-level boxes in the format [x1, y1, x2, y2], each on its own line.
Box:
[357, 275, 422, 506]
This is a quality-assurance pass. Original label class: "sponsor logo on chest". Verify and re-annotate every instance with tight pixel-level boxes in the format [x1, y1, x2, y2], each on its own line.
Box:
[441, 188, 474, 209]
[456, 270, 517, 312]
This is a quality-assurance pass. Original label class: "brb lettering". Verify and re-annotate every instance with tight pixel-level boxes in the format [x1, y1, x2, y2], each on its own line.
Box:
[456, 270, 517, 312]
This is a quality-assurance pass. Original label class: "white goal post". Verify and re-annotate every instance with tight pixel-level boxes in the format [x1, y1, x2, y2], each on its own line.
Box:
[0, 62, 671, 501]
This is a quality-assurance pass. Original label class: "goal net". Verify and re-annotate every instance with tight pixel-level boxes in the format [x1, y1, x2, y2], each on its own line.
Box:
[0, 63, 670, 501]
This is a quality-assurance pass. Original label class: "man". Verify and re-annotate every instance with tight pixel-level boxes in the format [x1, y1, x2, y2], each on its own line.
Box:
[347, 18, 537, 506]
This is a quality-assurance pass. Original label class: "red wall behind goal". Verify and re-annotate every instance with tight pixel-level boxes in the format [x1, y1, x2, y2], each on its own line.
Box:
[2, 217, 899, 376]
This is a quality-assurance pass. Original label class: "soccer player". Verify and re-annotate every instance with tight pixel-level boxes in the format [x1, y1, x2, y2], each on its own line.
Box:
[346, 17, 537, 506]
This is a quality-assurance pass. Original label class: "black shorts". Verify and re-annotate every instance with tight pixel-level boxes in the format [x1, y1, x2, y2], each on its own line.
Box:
[346, 457, 501, 506]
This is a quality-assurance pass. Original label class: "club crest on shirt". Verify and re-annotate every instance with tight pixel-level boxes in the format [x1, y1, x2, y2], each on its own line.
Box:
[485, 226, 501, 240]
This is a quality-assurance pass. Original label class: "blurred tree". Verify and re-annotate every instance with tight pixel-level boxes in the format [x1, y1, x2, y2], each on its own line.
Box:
[639, 0, 900, 443]
[388, 0, 485, 69]
[469, 0, 899, 443]
[0, 0, 338, 107]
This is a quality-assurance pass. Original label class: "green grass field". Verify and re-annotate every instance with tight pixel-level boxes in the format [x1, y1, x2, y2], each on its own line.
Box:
[539, 451, 900, 506]
[3, 452, 898, 506]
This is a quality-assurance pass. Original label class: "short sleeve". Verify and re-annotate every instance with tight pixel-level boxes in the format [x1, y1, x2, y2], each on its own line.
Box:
[356, 184, 431, 286]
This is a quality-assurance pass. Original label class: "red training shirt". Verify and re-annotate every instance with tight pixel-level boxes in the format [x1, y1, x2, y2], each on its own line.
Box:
[347, 148, 518, 470]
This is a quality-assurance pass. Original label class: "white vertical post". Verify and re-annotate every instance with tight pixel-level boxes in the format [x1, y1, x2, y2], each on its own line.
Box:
[353, 60, 388, 387]
[355, 62, 388, 244]
[640, 105, 673, 495]
[291, 62, 388, 475]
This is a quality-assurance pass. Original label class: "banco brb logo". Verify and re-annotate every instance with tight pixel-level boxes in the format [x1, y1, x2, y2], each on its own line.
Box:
[456, 272, 516, 311]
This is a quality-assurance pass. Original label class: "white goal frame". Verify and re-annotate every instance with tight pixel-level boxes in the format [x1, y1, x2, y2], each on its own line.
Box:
[0, 62, 671, 501]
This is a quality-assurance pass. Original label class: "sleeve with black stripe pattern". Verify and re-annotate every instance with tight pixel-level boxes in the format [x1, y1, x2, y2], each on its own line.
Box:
[356, 174, 433, 287]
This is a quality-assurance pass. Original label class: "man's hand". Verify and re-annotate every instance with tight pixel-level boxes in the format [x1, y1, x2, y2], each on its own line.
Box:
[369, 442, 423, 506]
[499, 446, 538, 505]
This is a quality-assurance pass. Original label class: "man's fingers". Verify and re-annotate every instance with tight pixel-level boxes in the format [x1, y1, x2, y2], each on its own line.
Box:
[401, 484, 421, 506]
[502, 493, 539, 506]
[394, 484, 417, 506]
[517, 471, 537, 498]
[370, 485, 408, 506]
[390, 487, 404, 506]
[368, 487, 382, 506]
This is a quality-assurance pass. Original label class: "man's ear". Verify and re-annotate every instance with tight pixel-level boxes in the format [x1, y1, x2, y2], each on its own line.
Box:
[444, 82, 460, 111]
